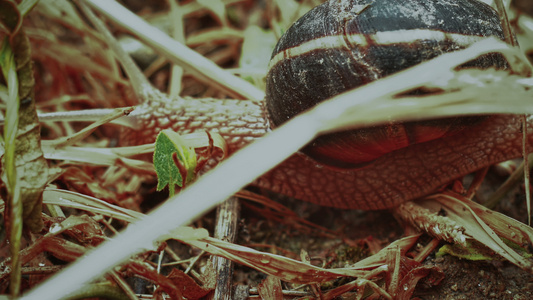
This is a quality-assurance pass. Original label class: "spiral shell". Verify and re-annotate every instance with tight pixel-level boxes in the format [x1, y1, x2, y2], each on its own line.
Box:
[265, 0, 508, 169]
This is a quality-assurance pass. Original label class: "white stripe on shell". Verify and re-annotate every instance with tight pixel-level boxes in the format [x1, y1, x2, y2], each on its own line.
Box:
[268, 29, 490, 70]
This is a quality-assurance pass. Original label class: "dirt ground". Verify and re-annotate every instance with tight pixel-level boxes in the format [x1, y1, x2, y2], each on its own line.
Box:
[234, 185, 533, 299]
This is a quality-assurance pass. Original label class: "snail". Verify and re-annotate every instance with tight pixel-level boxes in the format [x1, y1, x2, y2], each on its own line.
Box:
[124, 0, 532, 210]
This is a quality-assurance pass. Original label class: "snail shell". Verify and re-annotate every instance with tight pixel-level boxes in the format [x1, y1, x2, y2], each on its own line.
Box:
[265, 0, 509, 169]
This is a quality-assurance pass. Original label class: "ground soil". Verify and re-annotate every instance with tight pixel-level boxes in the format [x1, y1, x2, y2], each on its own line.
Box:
[235, 181, 533, 299]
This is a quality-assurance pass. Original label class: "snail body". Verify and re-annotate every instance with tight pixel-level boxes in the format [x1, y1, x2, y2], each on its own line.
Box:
[266, 0, 508, 169]
[126, 0, 532, 210]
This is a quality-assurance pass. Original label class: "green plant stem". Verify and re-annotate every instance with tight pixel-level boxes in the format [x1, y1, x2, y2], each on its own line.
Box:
[0, 36, 22, 298]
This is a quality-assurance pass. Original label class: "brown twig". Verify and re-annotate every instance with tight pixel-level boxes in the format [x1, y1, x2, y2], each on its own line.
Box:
[207, 196, 240, 300]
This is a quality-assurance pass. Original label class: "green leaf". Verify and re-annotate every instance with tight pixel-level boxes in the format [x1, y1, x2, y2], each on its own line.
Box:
[436, 240, 502, 261]
[153, 129, 197, 194]
[18, 0, 39, 17]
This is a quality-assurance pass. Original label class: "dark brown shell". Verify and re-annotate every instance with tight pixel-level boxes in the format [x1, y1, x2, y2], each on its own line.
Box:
[265, 0, 508, 169]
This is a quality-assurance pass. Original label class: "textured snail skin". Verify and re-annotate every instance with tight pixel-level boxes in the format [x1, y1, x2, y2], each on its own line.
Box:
[262, 115, 532, 209]
[124, 99, 532, 210]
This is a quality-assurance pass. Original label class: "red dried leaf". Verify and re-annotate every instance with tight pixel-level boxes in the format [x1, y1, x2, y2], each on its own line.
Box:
[391, 257, 444, 299]
[257, 276, 283, 299]
[167, 268, 212, 300]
